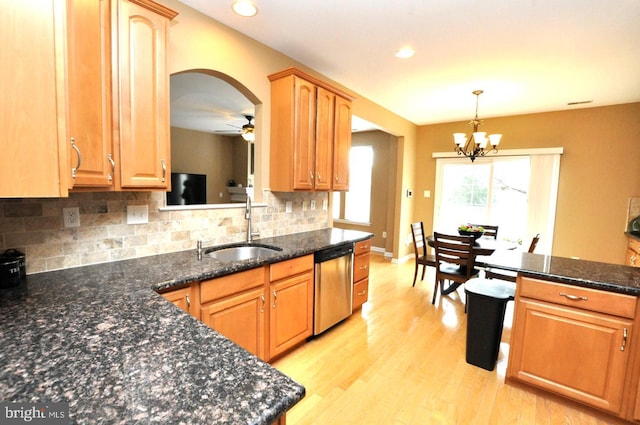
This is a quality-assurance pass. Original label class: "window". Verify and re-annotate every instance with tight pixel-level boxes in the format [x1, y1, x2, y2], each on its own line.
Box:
[333, 145, 374, 224]
[434, 153, 560, 254]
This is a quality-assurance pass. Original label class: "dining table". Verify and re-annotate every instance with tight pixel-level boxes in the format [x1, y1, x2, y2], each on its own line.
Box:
[426, 234, 518, 295]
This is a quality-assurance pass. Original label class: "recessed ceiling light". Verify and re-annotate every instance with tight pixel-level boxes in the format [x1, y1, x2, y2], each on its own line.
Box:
[395, 47, 415, 59]
[232, 0, 258, 17]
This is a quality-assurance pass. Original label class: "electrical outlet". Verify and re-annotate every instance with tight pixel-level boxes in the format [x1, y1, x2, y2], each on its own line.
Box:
[302, 200, 308, 211]
[322, 200, 328, 211]
[310, 200, 316, 210]
[63, 207, 80, 228]
[285, 201, 292, 213]
[127, 205, 149, 224]
[382, 231, 387, 238]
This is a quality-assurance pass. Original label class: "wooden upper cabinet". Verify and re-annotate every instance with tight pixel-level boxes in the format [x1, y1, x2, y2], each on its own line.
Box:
[66, 0, 114, 188]
[292, 76, 316, 190]
[269, 68, 354, 192]
[0, 0, 70, 197]
[333, 95, 352, 191]
[114, 0, 176, 189]
[314, 87, 335, 191]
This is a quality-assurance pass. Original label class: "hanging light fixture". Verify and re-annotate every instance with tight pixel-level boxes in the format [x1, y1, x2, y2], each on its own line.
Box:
[453, 90, 502, 162]
[240, 115, 255, 142]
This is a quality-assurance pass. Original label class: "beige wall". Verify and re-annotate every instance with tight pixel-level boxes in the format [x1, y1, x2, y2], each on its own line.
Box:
[171, 127, 249, 203]
[414, 103, 640, 264]
[164, 0, 418, 259]
[334, 130, 398, 254]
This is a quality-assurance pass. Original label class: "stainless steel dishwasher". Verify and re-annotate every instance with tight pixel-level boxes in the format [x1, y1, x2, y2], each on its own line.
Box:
[313, 242, 354, 335]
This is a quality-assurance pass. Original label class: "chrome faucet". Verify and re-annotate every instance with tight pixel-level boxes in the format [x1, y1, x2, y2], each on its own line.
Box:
[245, 195, 259, 243]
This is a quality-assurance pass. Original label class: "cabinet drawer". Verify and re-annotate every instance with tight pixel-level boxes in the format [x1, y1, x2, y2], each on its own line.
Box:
[353, 277, 369, 310]
[628, 237, 640, 254]
[353, 252, 370, 282]
[201, 267, 265, 304]
[519, 277, 637, 319]
[270, 254, 313, 282]
[354, 239, 371, 256]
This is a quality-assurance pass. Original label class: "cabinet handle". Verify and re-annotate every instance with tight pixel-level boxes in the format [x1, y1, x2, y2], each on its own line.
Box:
[309, 171, 314, 182]
[107, 154, 115, 182]
[272, 290, 277, 308]
[621, 327, 628, 351]
[317, 173, 322, 182]
[359, 264, 368, 270]
[70, 138, 82, 179]
[161, 159, 167, 183]
[335, 175, 339, 182]
[185, 294, 191, 310]
[559, 292, 588, 301]
[632, 255, 637, 265]
[357, 290, 367, 296]
[261, 294, 265, 313]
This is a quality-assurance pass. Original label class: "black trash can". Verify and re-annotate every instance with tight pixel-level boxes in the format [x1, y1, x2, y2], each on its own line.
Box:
[464, 278, 516, 371]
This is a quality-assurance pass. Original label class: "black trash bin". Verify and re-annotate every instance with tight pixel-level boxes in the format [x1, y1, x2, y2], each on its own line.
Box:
[464, 278, 516, 371]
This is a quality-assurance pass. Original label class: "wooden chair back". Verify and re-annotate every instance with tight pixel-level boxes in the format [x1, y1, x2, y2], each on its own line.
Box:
[410, 222, 427, 259]
[433, 232, 477, 282]
[528, 233, 540, 253]
[470, 224, 499, 239]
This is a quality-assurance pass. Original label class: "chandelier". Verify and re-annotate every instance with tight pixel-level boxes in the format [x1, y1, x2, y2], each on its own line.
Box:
[453, 90, 502, 162]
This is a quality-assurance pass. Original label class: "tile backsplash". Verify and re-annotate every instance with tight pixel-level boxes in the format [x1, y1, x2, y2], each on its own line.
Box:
[0, 191, 329, 275]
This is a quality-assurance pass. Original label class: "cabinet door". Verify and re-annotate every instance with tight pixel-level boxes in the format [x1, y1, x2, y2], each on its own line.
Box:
[115, 0, 171, 189]
[314, 86, 334, 191]
[292, 76, 316, 190]
[0, 0, 69, 197]
[66, 0, 114, 187]
[333, 95, 352, 191]
[161, 285, 196, 316]
[201, 287, 266, 360]
[508, 298, 632, 414]
[269, 271, 313, 359]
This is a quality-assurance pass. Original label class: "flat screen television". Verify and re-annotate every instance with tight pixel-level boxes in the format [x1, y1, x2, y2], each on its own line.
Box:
[166, 173, 207, 205]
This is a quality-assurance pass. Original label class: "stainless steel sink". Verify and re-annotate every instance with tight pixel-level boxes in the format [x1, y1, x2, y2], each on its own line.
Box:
[205, 244, 282, 262]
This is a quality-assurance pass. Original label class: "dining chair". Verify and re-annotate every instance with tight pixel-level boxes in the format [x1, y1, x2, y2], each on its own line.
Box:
[485, 233, 541, 282]
[432, 232, 480, 304]
[410, 222, 436, 287]
[470, 224, 499, 240]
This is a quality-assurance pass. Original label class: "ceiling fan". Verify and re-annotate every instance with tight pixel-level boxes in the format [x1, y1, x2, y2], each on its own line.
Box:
[219, 115, 254, 141]
[240, 115, 255, 142]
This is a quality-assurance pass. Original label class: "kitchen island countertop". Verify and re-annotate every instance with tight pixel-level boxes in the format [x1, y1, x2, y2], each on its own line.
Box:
[480, 250, 640, 295]
[0, 228, 372, 424]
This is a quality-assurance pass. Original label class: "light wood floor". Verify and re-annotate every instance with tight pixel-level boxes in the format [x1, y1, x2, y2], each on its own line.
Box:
[273, 254, 631, 425]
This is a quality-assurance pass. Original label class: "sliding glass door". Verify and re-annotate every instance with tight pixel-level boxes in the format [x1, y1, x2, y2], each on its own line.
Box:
[434, 154, 559, 254]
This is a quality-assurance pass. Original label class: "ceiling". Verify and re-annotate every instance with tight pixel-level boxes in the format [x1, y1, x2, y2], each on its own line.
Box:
[175, 0, 640, 129]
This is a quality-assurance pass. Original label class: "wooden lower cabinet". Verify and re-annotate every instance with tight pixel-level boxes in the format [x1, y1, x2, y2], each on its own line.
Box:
[201, 286, 266, 360]
[508, 276, 637, 416]
[160, 283, 198, 316]
[199, 267, 267, 360]
[353, 240, 371, 310]
[268, 255, 314, 360]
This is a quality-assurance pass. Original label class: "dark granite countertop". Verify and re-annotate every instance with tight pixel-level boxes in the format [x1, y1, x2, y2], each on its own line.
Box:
[479, 251, 640, 296]
[0, 228, 372, 424]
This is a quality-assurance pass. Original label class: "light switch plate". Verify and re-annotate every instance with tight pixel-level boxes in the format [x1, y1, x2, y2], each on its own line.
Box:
[285, 201, 292, 213]
[127, 205, 149, 224]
